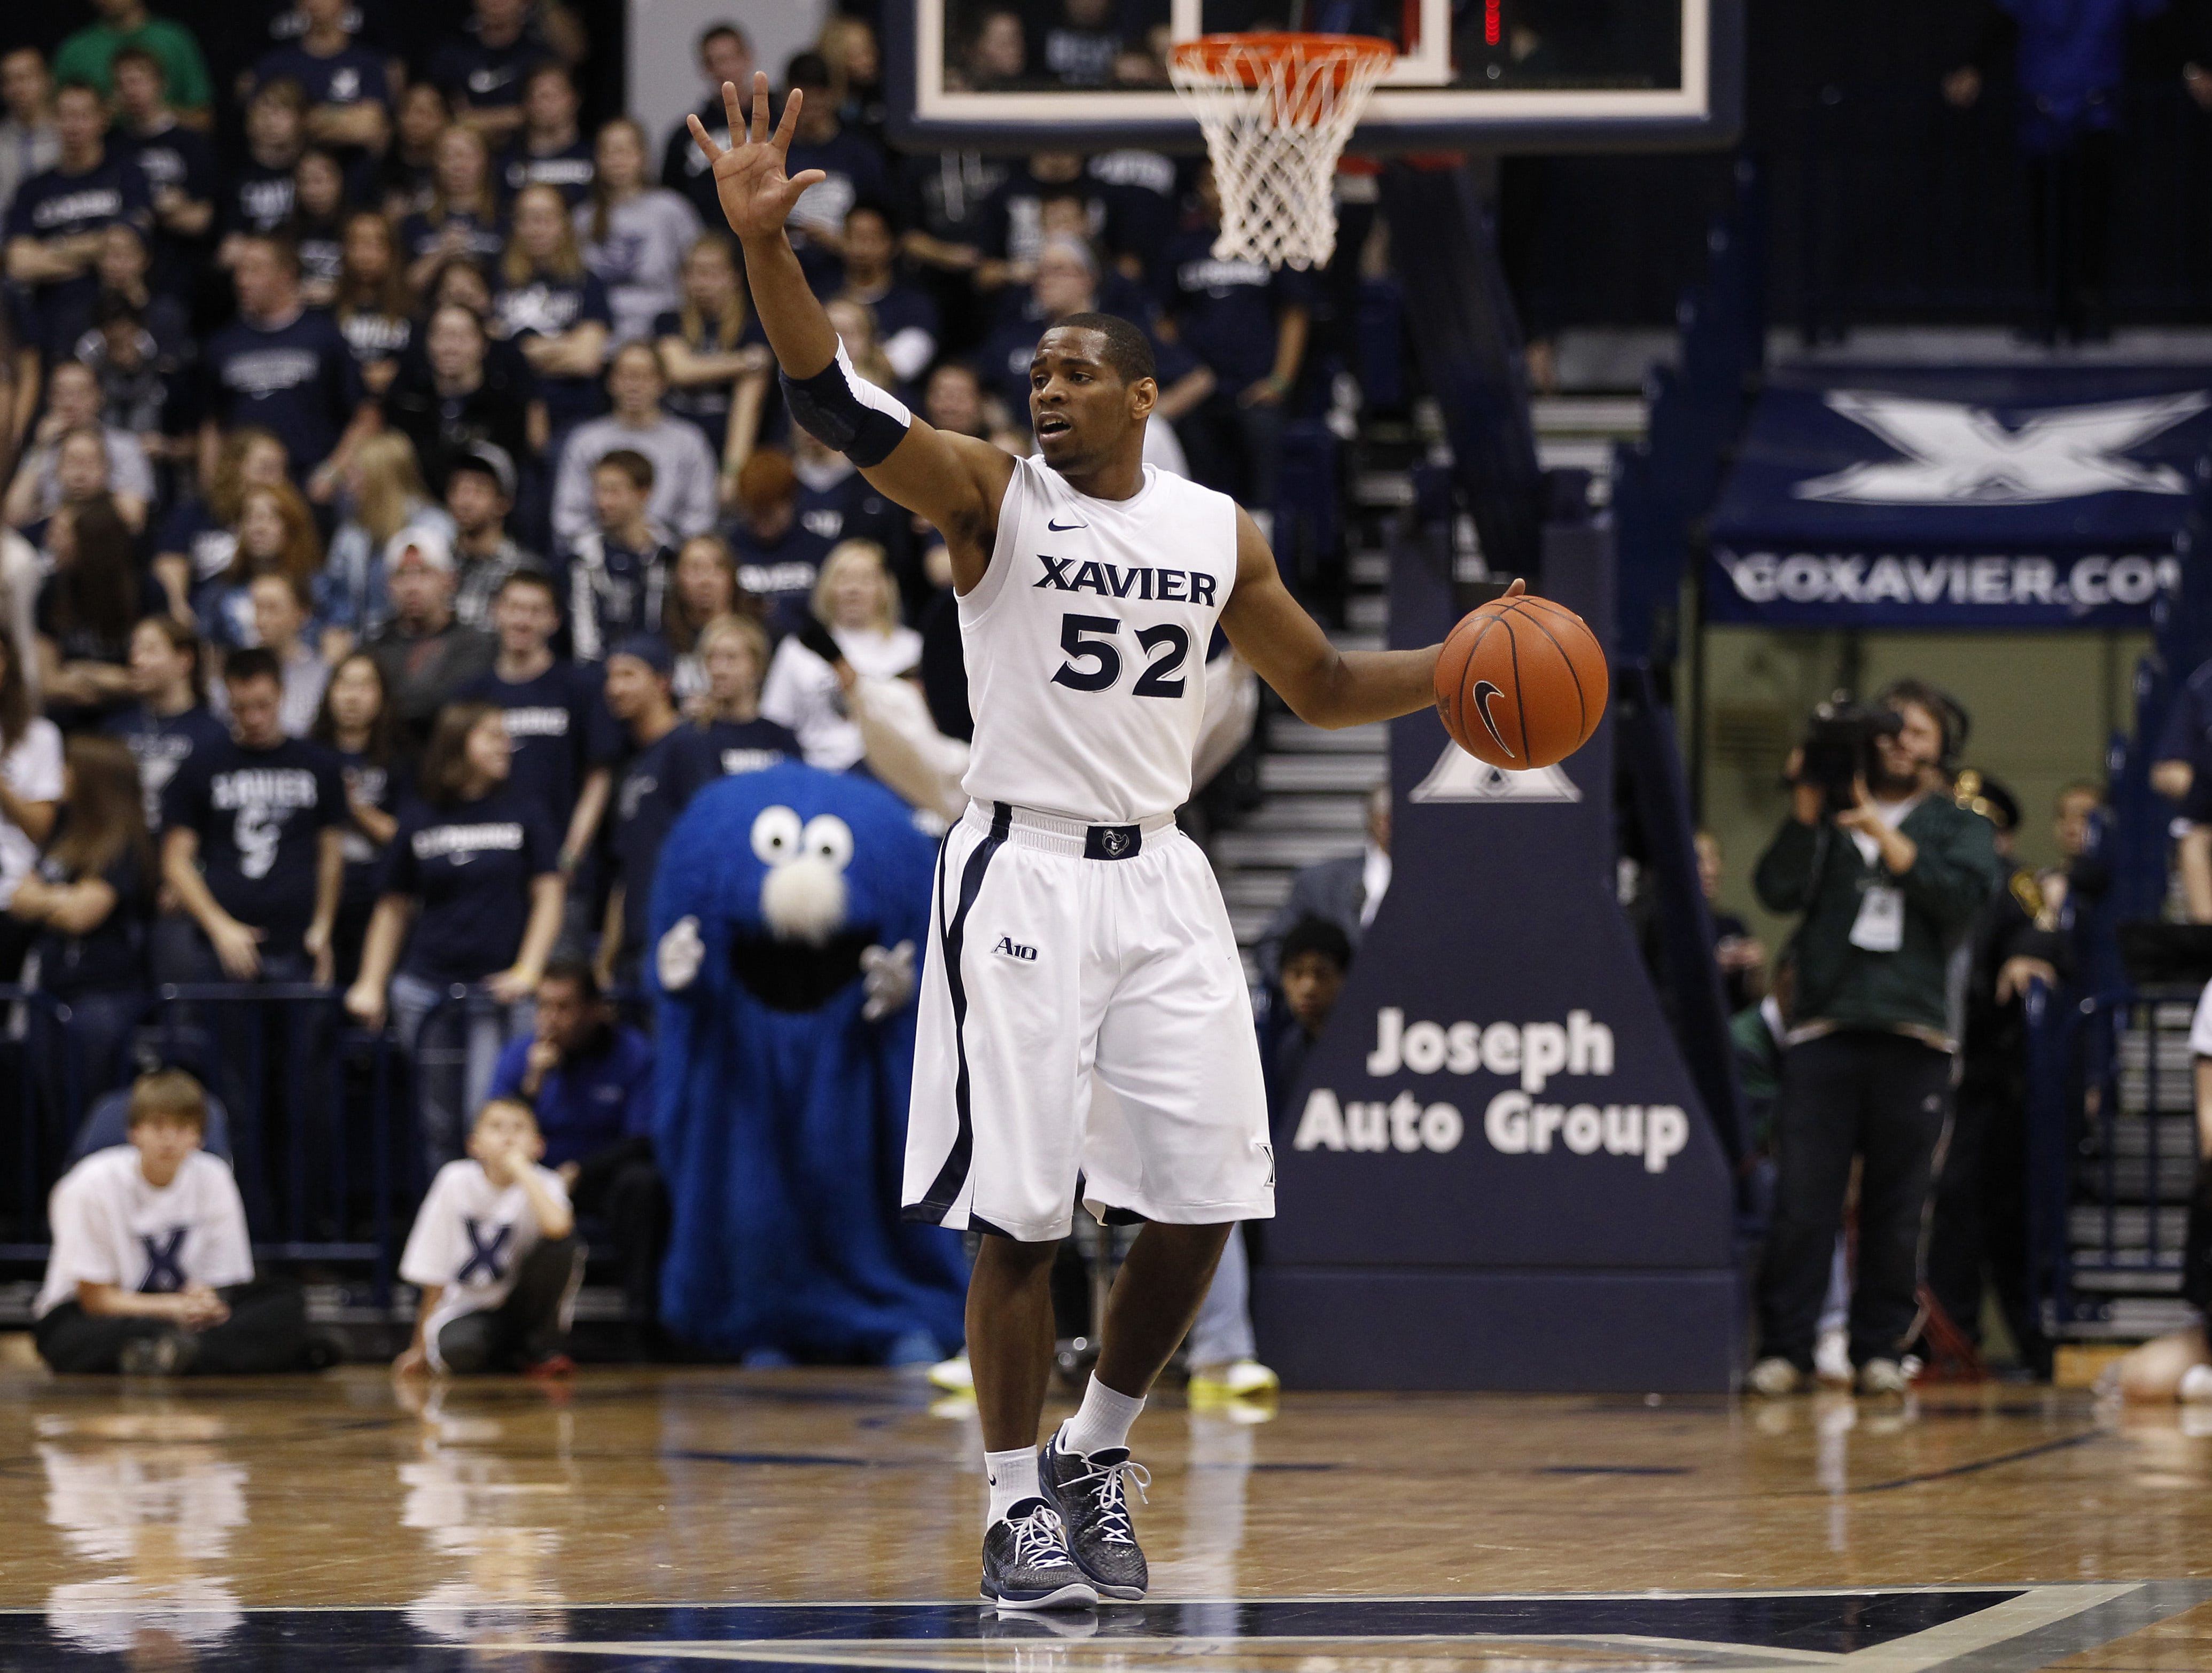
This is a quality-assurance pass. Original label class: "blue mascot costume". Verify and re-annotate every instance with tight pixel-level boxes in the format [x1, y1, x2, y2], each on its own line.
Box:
[650, 763, 968, 1362]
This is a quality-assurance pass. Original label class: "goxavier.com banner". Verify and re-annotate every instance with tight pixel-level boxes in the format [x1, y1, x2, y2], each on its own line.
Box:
[1707, 546, 2182, 628]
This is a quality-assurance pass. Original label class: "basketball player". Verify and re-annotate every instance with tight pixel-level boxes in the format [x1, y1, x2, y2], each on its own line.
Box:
[691, 77, 1519, 1609]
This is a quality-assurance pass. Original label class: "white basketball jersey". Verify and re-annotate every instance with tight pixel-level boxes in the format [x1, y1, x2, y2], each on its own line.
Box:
[959, 454, 1239, 824]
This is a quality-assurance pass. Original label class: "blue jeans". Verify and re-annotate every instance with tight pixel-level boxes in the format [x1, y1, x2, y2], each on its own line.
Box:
[1188, 1225, 1257, 1367]
[390, 973, 533, 1177]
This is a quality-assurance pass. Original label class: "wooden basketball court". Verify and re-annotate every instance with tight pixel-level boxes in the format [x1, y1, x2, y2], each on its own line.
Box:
[2, 1365, 2208, 1669]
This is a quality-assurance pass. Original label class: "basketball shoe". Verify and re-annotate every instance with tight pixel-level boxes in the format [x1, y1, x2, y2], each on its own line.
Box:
[1038, 1428, 1150, 1600]
[980, 1500, 1097, 1611]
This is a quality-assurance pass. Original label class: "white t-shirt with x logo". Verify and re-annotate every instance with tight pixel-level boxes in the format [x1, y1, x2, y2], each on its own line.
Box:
[36, 1148, 254, 1319]
[400, 1159, 569, 1354]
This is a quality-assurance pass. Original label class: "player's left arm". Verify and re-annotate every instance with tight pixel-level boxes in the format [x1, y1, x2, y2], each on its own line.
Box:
[1219, 507, 1521, 730]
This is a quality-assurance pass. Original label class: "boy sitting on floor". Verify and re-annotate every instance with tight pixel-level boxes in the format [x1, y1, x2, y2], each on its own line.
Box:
[395, 1098, 582, 1377]
[35, 1070, 325, 1375]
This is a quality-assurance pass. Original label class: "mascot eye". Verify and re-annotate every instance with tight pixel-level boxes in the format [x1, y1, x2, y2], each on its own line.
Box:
[750, 806, 803, 865]
[801, 815, 854, 871]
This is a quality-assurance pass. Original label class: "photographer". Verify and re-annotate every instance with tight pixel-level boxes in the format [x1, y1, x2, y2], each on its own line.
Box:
[1748, 681, 2004, 1397]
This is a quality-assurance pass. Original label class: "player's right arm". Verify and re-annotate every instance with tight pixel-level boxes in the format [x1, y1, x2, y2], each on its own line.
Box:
[691, 76, 1014, 590]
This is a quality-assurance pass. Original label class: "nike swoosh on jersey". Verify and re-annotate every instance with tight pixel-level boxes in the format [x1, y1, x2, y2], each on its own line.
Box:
[1046, 518, 1087, 531]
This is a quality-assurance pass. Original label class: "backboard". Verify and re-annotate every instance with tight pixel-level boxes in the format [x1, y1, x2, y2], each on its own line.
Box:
[886, 0, 1741, 154]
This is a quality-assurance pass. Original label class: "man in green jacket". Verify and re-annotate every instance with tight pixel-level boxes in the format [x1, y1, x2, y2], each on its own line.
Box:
[1748, 679, 2004, 1398]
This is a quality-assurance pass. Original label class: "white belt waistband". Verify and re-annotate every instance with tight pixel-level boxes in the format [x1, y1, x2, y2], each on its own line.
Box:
[961, 800, 1181, 861]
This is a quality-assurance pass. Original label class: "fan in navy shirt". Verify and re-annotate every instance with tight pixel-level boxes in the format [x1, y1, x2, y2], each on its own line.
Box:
[4, 83, 152, 360]
[308, 649, 407, 985]
[200, 236, 370, 488]
[218, 79, 311, 253]
[344, 698, 565, 1167]
[428, 0, 557, 146]
[601, 639, 716, 975]
[694, 614, 800, 777]
[252, 0, 392, 160]
[727, 449, 836, 637]
[108, 48, 219, 301]
[459, 570, 620, 857]
[495, 65, 594, 207]
[565, 449, 675, 662]
[778, 57, 891, 293]
[492, 185, 612, 432]
[161, 649, 347, 978]
[106, 617, 231, 835]
[658, 24, 755, 228]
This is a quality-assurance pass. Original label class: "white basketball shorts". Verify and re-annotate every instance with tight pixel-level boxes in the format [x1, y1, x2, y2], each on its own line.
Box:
[902, 800, 1277, 1242]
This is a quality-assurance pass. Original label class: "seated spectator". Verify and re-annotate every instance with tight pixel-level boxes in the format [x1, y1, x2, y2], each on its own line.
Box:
[493, 183, 611, 434]
[0, 48, 60, 224]
[346, 700, 563, 1167]
[105, 615, 225, 837]
[400, 125, 506, 294]
[489, 957, 665, 1343]
[322, 431, 456, 652]
[778, 53, 891, 292]
[1265, 916, 1352, 1125]
[10, 733, 154, 1119]
[922, 357, 1025, 454]
[309, 650, 404, 985]
[663, 531, 745, 701]
[1696, 827, 1767, 1013]
[9, 429, 130, 567]
[160, 644, 345, 984]
[820, 14, 886, 143]
[726, 448, 833, 635]
[208, 574, 328, 737]
[565, 447, 674, 663]
[550, 340, 717, 549]
[0, 525, 35, 710]
[497, 63, 592, 207]
[1038, 0, 1122, 87]
[439, 442, 540, 628]
[791, 426, 914, 596]
[658, 22, 753, 224]
[838, 203, 938, 382]
[1158, 165, 1313, 506]
[35, 496, 139, 726]
[657, 233, 769, 471]
[216, 77, 309, 259]
[377, 80, 447, 220]
[580, 117, 701, 348]
[429, 0, 559, 149]
[53, 0, 213, 121]
[108, 45, 214, 297]
[194, 478, 322, 654]
[394, 1096, 579, 1376]
[692, 613, 798, 775]
[1255, 783, 1390, 984]
[76, 294, 182, 462]
[598, 636, 712, 986]
[816, 538, 920, 680]
[85, 218, 189, 370]
[34, 1070, 322, 1377]
[333, 210, 411, 395]
[284, 147, 351, 306]
[199, 236, 373, 501]
[382, 303, 542, 491]
[953, 7, 1028, 90]
[151, 426, 289, 624]
[972, 150, 1109, 291]
[5, 358, 154, 529]
[0, 628, 64, 980]
[364, 528, 496, 741]
[461, 567, 614, 871]
[253, 0, 391, 158]
[827, 294, 901, 396]
[4, 81, 149, 366]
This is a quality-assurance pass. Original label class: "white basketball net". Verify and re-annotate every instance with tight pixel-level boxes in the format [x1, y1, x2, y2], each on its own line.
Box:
[1169, 34, 1394, 271]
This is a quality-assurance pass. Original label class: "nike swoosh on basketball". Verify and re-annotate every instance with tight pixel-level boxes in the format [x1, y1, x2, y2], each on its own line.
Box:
[1047, 517, 1087, 531]
[1471, 680, 1516, 759]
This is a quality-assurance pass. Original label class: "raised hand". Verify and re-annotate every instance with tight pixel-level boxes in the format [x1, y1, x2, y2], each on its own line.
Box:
[688, 72, 828, 243]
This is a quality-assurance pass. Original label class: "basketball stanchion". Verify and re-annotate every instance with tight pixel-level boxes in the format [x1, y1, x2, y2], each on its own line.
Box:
[1167, 32, 1395, 270]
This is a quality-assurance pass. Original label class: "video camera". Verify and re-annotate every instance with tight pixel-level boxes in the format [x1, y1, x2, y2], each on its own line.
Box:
[1796, 693, 1903, 814]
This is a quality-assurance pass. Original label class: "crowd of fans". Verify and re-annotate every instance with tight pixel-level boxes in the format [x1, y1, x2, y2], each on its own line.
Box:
[0, 1, 1326, 1375]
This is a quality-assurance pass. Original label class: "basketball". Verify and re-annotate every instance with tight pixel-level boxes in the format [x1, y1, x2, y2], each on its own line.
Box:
[1434, 594, 1609, 770]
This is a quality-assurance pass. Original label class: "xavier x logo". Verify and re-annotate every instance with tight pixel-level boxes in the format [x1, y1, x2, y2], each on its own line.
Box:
[138, 1228, 188, 1293]
[1795, 389, 2211, 505]
[457, 1217, 513, 1284]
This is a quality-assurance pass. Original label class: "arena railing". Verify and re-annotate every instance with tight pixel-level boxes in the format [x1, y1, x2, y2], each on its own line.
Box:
[2025, 978, 2195, 1342]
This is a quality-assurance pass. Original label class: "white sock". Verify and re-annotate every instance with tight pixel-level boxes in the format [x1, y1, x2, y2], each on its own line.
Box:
[2180, 1364, 2212, 1403]
[985, 1445, 1040, 1525]
[1058, 1374, 1146, 1457]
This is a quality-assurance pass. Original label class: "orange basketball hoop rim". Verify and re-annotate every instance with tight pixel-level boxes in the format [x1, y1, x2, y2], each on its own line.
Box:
[1167, 33, 1396, 270]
